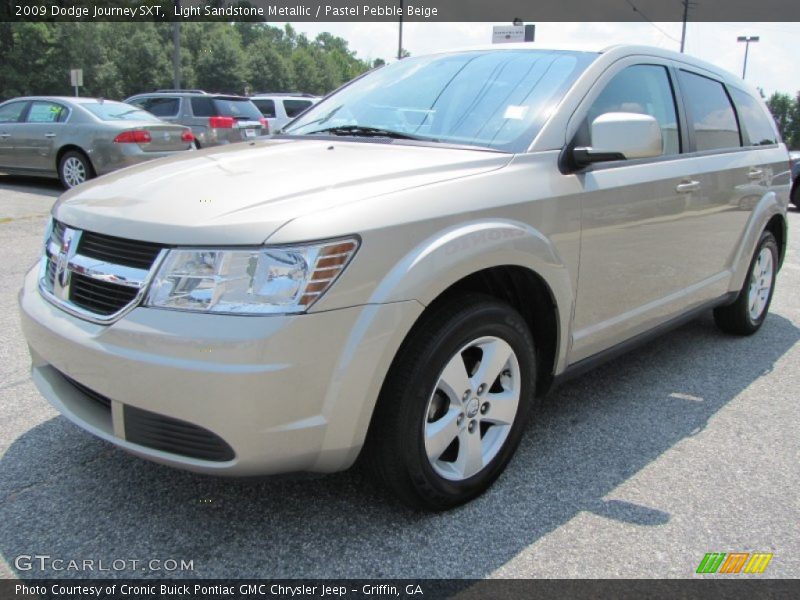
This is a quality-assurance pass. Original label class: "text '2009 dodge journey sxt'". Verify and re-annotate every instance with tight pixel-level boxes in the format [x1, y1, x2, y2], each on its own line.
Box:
[20, 45, 790, 509]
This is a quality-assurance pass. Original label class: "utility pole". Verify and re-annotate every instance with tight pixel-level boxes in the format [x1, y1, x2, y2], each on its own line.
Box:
[679, 0, 689, 52]
[172, 0, 181, 89]
[397, 0, 404, 60]
[737, 35, 760, 79]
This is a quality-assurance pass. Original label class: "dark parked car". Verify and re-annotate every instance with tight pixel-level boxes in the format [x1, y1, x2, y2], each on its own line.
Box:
[0, 96, 194, 189]
[124, 91, 269, 148]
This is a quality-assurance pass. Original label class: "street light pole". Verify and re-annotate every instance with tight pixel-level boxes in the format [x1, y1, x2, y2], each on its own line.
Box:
[397, 0, 404, 60]
[172, 0, 181, 89]
[737, 35, 760, 80]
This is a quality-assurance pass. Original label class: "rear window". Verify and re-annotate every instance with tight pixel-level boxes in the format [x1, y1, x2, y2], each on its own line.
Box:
[211, 98, 262, 121]
[730, 88, 779, 146]
[678, 70, 741, 152]
[283, 99, 313, 118]
[83, 102, 160, 122]
[253, 99, 276, 118]
[190, 97, 215, 117]
[145, 97, 180, 117]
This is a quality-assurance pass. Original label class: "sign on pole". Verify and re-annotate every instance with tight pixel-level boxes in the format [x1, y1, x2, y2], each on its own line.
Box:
[70, 69, 83, 97]
[491, 24, 536, 44]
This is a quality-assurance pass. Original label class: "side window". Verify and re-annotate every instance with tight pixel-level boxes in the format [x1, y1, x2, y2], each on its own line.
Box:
[146, 97, 179, 117]
[126, 98, 148, 109]
[27, 101, 68, 123]
[730, 88, 779, 146]
[283, 99, 313, 118]
[581, 64, 680, 156]
[190, 97, 215, 117]
[0, 101, 27, 123]
[253, 99, 276, 118]
[678, 70, 741, 151]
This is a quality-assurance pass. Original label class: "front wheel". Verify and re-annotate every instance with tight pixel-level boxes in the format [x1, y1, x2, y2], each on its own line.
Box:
[363, 294, 537, 510]
[714, 230, 778, 335]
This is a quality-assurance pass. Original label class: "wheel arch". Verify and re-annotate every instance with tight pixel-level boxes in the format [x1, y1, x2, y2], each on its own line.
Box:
[56, 144, 96, 174]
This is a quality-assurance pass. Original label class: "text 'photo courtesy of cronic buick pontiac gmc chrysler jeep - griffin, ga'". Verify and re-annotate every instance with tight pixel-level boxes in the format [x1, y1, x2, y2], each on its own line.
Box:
[19, 45, 790, 510]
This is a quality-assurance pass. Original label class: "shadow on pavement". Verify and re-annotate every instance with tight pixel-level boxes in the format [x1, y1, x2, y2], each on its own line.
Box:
[1, 312, 797, 578]
[0, 175, 62, 198]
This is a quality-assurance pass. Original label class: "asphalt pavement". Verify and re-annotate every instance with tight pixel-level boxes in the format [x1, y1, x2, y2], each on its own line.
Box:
[0, 174, 798, 579]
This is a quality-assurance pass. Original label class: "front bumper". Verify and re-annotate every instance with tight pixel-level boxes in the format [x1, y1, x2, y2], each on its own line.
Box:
[19, 266, 423, 475]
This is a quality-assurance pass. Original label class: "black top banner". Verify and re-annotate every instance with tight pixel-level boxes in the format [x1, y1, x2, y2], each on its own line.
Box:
[2, 0, 799, 22]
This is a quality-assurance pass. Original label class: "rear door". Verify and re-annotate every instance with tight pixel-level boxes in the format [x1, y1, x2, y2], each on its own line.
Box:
[16, 100, 70, 172]
[0, 100, 29, 170]
[280, 98, 314, 130]
[211, 97, 266, 141]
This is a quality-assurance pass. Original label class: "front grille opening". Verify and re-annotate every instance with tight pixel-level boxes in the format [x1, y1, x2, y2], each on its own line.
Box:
[69, 272, 139, 316]
[61, 373, 112, 412]
[124, 405, 235, 462]
[77, 229, 163, 270]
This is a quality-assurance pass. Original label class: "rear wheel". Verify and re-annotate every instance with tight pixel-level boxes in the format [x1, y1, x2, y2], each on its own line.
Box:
[364, 294, 537, 510]
[792, 182, 799, 208]
[58, 150, 94, 189]
[714, 230, 778, 335]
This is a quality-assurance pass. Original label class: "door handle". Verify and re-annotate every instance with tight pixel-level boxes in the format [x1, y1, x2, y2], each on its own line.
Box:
[676, 180, 701, 193]
[747, 168, 764, 180]
[44, 133, 56, 138]
[0, 133, 10, 139]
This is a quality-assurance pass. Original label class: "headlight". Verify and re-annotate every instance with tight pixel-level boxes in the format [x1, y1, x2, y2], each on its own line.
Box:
[145, 238, 358, 314]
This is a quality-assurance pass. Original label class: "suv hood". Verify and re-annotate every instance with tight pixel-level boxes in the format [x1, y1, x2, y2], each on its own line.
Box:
[54, 138, 511, 245]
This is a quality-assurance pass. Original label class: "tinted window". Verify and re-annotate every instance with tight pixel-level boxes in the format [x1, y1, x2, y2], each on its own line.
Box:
[731, 88, 778, 146]
[211, 98, 262, 121]
[678, 70, 741, 151]
[145, 97, 179, 117]
[27, 101, 68, 123]
[0, 101, 27, 123]
[191, 97, 215, 117]
[253, 99, 276, 118]
[82, 102, 160, 122]
[285, 50, 597, 152]
[582, 65, 680, 156]
[283, 99, 313, 118]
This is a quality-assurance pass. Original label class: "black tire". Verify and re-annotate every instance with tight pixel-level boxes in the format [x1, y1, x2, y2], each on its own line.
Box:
[792, 182, 800, 209]
[58, 150, 94, 189]
[192, 140, 201, 150]
[714, 230, 778, 336]
[363, 293, 538, 510]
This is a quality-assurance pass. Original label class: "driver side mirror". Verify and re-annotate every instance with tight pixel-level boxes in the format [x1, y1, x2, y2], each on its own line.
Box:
[573, 112, 663, 167]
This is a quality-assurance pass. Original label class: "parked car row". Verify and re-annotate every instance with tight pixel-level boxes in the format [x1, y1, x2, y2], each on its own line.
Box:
[790, 150, 800, 207]
[0, 89, 320, 189]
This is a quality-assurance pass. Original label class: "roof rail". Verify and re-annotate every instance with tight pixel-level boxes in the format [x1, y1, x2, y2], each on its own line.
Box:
[153, 89, 208, 94]
[250, 92, 318, 98]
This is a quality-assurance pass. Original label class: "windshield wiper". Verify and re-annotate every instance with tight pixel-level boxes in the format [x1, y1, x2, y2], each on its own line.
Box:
[302, 125, 434, 141]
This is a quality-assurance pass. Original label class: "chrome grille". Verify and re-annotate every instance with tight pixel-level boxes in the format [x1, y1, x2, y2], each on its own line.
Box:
[78, 230, 162, 270]
[39, 219, 165, 323]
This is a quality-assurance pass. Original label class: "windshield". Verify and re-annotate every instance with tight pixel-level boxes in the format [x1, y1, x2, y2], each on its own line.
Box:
[284, 50, 596, 152]
[82, 102, 161, 122]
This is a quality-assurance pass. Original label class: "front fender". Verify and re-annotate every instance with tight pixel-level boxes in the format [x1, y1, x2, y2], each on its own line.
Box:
[368, 219, 574, 373]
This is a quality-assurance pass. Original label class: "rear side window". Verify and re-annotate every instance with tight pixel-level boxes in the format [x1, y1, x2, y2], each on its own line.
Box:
[253, 99, 276, 118]
[678, 70, 741, 151]
[191, 97, 215, 117]
[26, 101, 68, 123]
[0, 101, 27, 123]
[283, 99, 313, 118]
[583, 64, 680, 156]
[145, 97, 180, 117]
[730, 88, 779, 146]
[211, 98, 262, 121]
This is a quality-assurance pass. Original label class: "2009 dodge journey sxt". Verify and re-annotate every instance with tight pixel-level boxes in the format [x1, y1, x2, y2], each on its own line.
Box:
[19, 44, 790, 509]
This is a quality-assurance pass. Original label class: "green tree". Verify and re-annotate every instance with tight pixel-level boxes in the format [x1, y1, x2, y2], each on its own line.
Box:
[193, 25, 247, 94]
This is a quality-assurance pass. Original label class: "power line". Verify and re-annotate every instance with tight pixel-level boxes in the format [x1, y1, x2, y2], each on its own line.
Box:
[623, 0, 682, 44]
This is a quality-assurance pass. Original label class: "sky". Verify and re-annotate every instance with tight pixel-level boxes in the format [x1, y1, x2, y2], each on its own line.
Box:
[275, 21, 800, 98]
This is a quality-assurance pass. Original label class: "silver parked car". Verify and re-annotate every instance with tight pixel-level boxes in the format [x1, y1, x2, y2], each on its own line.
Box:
[124, 91, 269, 148]
[19, 45, 790, 509]
[0, 96, 194, 189]
[250, 93, 320, 132]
